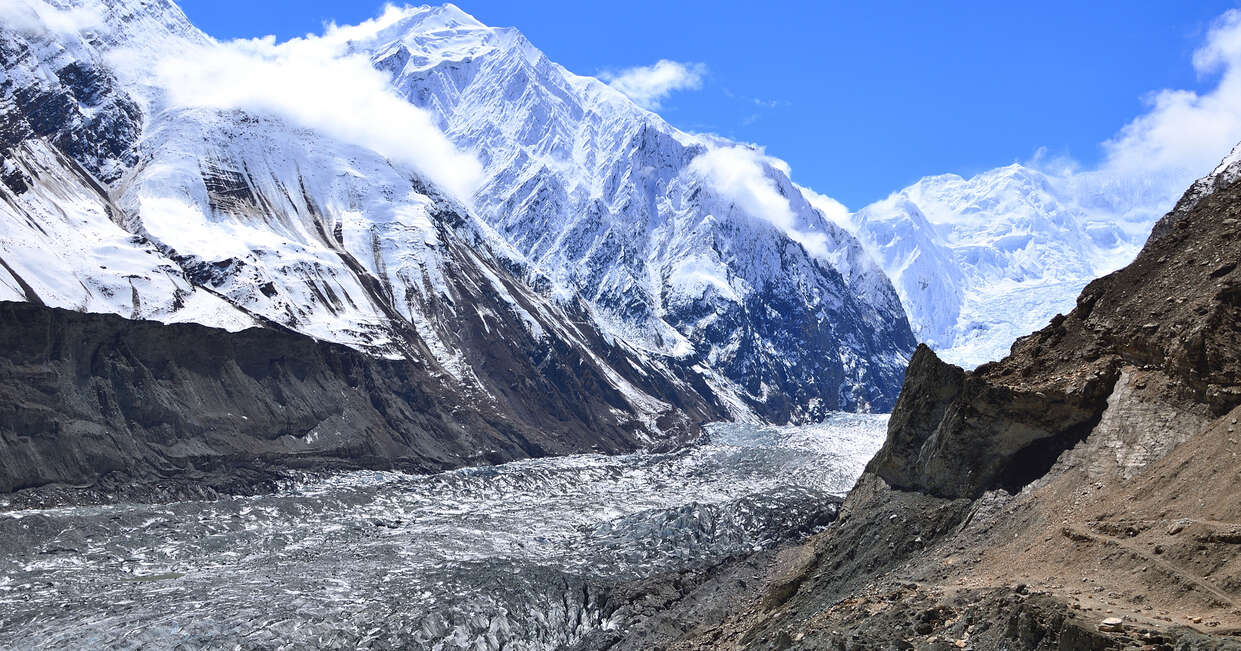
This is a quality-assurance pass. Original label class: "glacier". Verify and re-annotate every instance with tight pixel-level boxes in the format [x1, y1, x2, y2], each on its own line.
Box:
[0, 415, 889, 648]
[844, 163, 1179, 368]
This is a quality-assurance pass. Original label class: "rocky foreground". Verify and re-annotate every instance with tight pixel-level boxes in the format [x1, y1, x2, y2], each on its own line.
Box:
[606, 153, 1241, 649]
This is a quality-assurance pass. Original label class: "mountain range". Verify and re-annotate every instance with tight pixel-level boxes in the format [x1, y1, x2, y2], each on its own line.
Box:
[0, 0, 1195, 471]
[0, 0, 922, 440]
[6, 2, 1241, 647]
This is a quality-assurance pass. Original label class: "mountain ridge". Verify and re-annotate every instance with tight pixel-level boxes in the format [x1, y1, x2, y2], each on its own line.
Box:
[357, 3, 916, 419]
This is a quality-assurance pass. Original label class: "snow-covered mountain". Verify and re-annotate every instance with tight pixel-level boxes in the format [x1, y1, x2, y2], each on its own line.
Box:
[0, 0, 918, 432]
[845, 163, 1166, 367]
[17, 0, 1188, 422]
[0, 0, 738, 443]
[342, 5, 915, 419]
[0, 0, 249, 329]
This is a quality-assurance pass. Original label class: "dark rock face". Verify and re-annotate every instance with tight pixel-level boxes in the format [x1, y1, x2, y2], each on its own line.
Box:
[868, 344, 1118, 499]
[0, 34, 142, 184]
[0, 301, 704, 495]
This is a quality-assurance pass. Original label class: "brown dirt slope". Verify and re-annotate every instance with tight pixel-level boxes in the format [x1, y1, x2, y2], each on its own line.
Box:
[639, 153, 1241, 649]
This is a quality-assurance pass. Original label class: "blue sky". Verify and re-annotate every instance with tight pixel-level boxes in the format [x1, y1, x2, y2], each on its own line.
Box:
[178, 0, 1238, 208]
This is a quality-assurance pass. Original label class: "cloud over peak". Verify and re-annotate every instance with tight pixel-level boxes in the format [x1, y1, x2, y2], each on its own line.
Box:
[1033, 8, 1241, 220]
[688, 145, 839, 260]
[600, 60, 707, 110]
[1099, 9, 1241, 179]
[0, 0, 104, 37]
[113, 15, 483, 202]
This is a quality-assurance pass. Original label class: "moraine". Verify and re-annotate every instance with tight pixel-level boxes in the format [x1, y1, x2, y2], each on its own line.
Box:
[0, 415, 885, 649]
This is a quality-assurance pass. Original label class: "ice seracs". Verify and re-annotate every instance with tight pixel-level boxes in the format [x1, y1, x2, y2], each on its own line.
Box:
[848, 163, 1156, 368]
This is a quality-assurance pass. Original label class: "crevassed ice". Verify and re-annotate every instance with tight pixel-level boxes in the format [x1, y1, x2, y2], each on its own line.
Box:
[0, 415, 887, 649]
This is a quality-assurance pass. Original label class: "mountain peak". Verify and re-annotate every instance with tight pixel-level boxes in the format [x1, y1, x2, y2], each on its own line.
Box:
[430, 3, 484, 27]
[394, 3, 486, 32]
[343, 3, 522, 70]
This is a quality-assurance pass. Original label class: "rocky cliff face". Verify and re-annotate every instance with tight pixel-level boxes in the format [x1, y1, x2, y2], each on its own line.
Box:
[618, 147, 1241, 649]
[0, 301, 718, 498]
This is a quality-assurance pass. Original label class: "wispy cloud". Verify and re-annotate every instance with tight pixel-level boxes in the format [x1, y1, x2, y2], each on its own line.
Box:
[0, 0, 104, 36]
[600, 60, 707, 110]
[750, 97, 790, 109]
[688, 145, 837, 259]
[110, 7, 483, 202]
[722, 89, 790, 129]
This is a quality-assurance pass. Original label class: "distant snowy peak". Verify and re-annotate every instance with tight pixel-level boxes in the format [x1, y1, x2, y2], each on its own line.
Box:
[902, 165, 1111, 275]
[850, 162, 1154, 368]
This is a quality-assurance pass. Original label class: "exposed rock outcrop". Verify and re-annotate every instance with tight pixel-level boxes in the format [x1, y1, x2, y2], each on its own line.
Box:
[868, 344, 1119, 499]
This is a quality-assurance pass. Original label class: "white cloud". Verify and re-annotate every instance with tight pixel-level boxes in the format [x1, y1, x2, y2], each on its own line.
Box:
[112, 9, 482, 202]
[1101, 10, 1241, 178]
[1033, 9, 1241, 220]
[796, 183, 852, 230]
[689, 145, 834, 258]
[316, 4, 422, 47]
[600, 60, 707, 109]
[0, 0, 104, 36]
